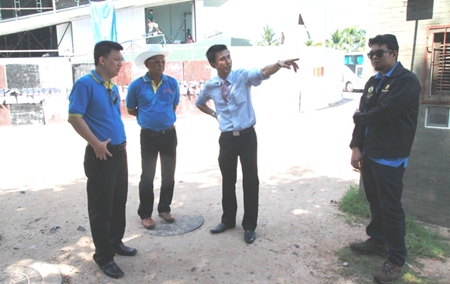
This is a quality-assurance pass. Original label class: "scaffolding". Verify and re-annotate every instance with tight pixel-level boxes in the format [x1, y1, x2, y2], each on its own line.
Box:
[1, 0, 87, 21]
[0, 0, 89, 58]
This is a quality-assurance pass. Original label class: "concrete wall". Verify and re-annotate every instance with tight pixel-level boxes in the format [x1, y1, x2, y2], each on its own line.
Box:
[405, 104, 450, 226]
[365, 0, 450, 227]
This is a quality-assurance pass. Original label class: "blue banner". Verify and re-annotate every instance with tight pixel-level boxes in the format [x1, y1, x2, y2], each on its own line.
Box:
[90, 1, 117, 43]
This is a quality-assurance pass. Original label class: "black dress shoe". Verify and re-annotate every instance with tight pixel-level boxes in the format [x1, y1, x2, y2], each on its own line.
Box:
[113, 243, 137, 256]
[244, 230, 256, 244]
[210, 223, 234, 234]
[98, 261, 124, 279]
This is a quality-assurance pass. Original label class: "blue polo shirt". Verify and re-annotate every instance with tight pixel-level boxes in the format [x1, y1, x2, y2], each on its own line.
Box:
[68, 70, 126, 145]
[126, 73, 180, 131]
[196, 68, 268, 132]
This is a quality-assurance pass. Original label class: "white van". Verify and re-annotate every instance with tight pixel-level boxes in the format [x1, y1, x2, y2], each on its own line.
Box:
[343, 65, 365, 92]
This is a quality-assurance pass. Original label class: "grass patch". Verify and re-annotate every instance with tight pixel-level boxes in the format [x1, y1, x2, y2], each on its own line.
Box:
[338, 184, 370, 221]
[335, 185, 450, 283]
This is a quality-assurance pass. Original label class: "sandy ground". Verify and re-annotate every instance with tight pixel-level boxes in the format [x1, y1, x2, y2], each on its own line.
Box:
[0, 92, 448, 284]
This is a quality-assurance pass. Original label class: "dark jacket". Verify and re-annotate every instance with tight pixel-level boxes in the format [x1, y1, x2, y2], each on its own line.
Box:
[350, 62, 421, 158]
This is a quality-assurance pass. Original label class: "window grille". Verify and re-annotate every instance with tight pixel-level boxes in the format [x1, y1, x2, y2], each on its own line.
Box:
[422, 25, 450, 104]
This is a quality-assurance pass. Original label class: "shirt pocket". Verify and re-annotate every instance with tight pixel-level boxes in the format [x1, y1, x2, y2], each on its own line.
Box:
[231, 91, 246, 105]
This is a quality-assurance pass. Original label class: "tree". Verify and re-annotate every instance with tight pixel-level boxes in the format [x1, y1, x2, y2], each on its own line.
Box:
[326, 29, 345, 50]
[255, 25, 280, 46]
[325, 27, 366, 52]
[342, 26, 366, 52]
[305, 40, 322, 47]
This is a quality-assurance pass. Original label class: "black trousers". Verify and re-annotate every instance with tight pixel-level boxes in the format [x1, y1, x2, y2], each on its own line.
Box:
[361, 156, 407, 266]
[138, 127, 177, 219]
[218, 127, 259, 231]
[84, 144, 128, 266]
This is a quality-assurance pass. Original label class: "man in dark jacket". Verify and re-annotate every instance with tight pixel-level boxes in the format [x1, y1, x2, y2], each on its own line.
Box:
[349, 34, 421, 284]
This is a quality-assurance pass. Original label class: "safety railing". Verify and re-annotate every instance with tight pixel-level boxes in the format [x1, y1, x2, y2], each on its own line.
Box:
[0, 0, 90, 22]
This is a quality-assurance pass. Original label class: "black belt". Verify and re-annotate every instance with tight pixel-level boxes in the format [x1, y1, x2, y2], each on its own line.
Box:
[108, 141, 127, 151]
[222, 126, 255, 137]
[142, 125, 175, 137]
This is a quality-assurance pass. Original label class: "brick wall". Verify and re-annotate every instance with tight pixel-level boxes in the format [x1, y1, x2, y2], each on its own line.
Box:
[0, 105, 11, 125]
[182, 61, 211, 82]
[0, 65, 6, 88]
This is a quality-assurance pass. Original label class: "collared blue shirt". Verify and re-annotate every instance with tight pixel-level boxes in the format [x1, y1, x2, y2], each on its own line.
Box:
[126, 73, 180, 131]
[367, 61, 408, 168]
[196, 68, 268, 132]
[375, 61, 399, 91]
[68, 70, 126, 145]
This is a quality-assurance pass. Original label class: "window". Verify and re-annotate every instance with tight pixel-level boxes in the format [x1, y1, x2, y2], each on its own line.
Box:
[422, 25, 450, 104]
[144, 2, 194, 45]
[425, 106, 450, 128]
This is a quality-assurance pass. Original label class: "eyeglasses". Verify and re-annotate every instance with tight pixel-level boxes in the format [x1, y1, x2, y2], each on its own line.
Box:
[146, 59, 166, 64]
[367, 49, 392, 59]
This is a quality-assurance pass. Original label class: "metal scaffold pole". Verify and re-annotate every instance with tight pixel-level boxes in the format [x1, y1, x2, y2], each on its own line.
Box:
[14, 0, 20, 19]
[37, 0, 43, 12]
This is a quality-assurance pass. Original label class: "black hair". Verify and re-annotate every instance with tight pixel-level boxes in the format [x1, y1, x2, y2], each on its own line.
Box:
[93, 41, 123, 66]
[368, 34, 399, 51]
[206, 44, 228, 63]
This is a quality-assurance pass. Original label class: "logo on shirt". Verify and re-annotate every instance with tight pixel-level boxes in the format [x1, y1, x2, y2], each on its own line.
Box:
[366, 86, 374, 98]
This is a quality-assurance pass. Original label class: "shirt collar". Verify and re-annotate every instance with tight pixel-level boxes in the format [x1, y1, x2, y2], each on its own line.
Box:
[375, 61, 399, 79]
[90, 70, 114, 89]
[216, 71, 235, 85]
[142, 73, 168, 83]
[90, 70, 105, 83]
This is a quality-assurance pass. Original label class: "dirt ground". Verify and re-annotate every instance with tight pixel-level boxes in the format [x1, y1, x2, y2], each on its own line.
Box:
[0, 92, 448, 284]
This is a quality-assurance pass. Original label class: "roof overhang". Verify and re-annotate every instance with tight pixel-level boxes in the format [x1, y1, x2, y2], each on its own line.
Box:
[203, 0, 229, 7]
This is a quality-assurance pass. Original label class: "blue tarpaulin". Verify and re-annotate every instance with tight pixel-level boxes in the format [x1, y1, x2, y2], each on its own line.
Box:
[90, 1, 117, 43]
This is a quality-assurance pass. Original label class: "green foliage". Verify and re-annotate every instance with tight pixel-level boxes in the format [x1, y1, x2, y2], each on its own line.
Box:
[255, 25, 280, 46]
[326, 29, 345, 50]
[405, 216, 450, 261]
[335, 247, 441, 284]
[256, 24, 363, 50]
[336, 185, 450, 283]
[325, 26, 366, 52]
[338, 184, 370, 219]
[304, 39, 322, 47]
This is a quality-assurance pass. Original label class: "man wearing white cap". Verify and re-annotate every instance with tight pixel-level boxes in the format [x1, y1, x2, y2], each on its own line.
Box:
[126, 44, 180, 230]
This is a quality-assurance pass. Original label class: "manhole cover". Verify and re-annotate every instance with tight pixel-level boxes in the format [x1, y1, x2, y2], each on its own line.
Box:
[1, 261, 61, 284]
[1, 266, 41, 283]
[144, 214, 204, 236]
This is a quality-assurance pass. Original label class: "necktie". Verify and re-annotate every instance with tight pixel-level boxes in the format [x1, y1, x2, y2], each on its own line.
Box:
[221, 79, 228, 102]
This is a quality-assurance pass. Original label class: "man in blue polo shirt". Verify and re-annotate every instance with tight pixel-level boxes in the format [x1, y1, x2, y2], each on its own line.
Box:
[126, 44, 180, 230]
[68, 41, 136, 279]
[196, 44, 299, 244]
